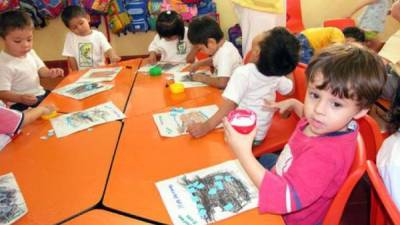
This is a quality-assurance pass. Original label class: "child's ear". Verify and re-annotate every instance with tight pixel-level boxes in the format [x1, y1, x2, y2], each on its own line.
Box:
[85, 14, 91, 22]
[207, 38, 217, 48]
[353, 108, 369, 120]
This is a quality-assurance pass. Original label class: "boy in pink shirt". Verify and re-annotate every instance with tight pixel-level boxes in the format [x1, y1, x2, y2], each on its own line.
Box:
[223, 44, 386, 225]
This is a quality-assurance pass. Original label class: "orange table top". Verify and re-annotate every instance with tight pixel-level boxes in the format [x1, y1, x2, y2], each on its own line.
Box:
[63, 210, 150, 225]
[42, 59, 142, 113]
[103, 97, 285, 224]
[0, 120, 122, 225]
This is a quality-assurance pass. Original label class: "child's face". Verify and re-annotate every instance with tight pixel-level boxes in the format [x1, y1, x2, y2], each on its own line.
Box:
[248, 32, 267, 63]
[303, 72, 368, 136]
[195, 38, 218, 56]
[2, 27, 33, 57]
[68, 16, 91, 36]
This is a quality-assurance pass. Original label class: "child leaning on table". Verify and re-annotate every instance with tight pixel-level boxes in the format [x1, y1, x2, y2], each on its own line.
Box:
[0, 10, 64, 112]
[61, 5, 121, 72]
[223, 44, 386, 225]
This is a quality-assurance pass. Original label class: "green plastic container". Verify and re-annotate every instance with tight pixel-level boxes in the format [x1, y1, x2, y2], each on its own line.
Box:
[149, 66, 162, 76]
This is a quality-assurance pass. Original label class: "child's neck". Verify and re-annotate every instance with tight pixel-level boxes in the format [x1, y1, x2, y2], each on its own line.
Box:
[4, 48, 27, 58]
[76, 29, 93, 37]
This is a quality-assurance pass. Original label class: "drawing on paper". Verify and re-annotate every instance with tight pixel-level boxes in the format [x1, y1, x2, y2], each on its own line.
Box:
[139, 62, 188, 74]
[0, 173, 27, 225]
[156, 160, 258, 225]
[172, 71, 210, 88]
[50, 101, 125, 137]
[77, 67, 122, 82]
[53, 82, 113, 100]
[152, 105, 219, 137]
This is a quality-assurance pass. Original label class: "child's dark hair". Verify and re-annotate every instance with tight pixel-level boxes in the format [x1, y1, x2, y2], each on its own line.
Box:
[0, 10, 33, 38]
[61, 5, 87, 28]
[343, 27, 366, 43]
[156, 10, 184, 40]
[257, 27, 300, 76]
[388, 80, 400, 133]
[188, 16, 223, 45]
[306, 44, 386, 109]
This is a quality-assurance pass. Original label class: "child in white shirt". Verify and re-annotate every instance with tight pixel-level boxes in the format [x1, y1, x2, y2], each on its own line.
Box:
[187, 16, 243, 89]
[61, 5, 121, 71]
[146, 10, 196, 64]
[0, 10, 64, 111]
[188, 27, 299, 141]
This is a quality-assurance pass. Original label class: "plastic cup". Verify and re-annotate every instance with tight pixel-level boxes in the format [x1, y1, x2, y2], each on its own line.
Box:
[41, 111, 58, 120]
[227, 109, 257, 134]
[149, 66, 162, 76]
[169, 83, 185, 94]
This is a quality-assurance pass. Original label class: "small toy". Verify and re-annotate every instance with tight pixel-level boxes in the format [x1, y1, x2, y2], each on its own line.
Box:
[41, 111, 58, 120]
[149, 66, 162, 76]
[227, 109, 257, 134]
[169, 83, 185, 94]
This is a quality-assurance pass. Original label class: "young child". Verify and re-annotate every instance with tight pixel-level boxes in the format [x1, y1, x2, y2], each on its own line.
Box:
[188, 27, 299, 143]
[187, 16, 242, 89]
[223, 44, 386, 225]
[0, 104, 56, 150]
[297, 27, 345, 64]
[343, 26, 366, 43]
[377, 80, 400, 209]
[146, 10, 196, 64]
[0, 10, 64, 112]
[61, 5, 121, 71]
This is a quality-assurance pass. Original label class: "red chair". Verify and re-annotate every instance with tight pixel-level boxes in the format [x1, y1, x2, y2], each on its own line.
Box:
[322, 134, 367, 225]
[286, 0, 305, 33]
[376, 98, 391, 112]
[357, 115, 384, 162]
[366, 160, 400, 225]
[323, 18, 356, 30]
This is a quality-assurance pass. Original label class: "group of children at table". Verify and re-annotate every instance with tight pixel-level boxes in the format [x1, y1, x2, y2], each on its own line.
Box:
[1, 1, 400, 224]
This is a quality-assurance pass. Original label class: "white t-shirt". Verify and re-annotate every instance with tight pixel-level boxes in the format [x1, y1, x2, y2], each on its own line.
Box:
[62, 30, 111, 70]
[212, 41, 243, 77]
[377, 132, 400, 210]
[223, 63, 293, 141]
[0, 50, 45, 97]
[148, 27, 192, 63]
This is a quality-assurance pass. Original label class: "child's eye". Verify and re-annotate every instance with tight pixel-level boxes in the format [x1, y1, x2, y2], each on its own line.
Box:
[332, 102, 342, 108]
[309, 91, 319, 99]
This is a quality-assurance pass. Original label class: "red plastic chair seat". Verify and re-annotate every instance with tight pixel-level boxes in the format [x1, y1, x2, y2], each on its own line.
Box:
[323, 18, 356, 30]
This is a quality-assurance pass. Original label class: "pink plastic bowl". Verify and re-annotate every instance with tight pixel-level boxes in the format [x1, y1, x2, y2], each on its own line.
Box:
[227, 109, 257, 134]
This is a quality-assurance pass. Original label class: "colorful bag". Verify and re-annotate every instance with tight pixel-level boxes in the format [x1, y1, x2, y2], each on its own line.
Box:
[228, 24, 242, 56]
[161, 0, 197, 21]
[181, 0, 200, 4]
[108, 0, 131, 34]
[31, 0, 64, 18]
[197, 0, 215, 16]
[84, 0, 111, 13]
[125, 0, 149, 32]
[0, 0, 20, 12]
[20, 0, 47, 27]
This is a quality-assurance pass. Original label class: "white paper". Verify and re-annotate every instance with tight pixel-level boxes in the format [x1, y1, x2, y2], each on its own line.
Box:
[0, 173, 28, 225]
[153, 105, 219, 137]
[53, 82, 113, 100]
[77, 67, 122, 82]
[50, 102, 125, 138]
[156, 160, 259, 225]
[379, 30, 400, 64]
[139, 61, 188, 74]
[173, 71, 210, 88]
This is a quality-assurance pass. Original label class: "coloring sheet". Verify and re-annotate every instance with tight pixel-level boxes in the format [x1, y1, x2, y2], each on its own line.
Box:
[53, 82, 113, 100]
[139, 61, 188, 74]
[153, 105, 219, 137]
[0, 173, 28, 225]
[77, 67, 122, 82]
[156, 160, 258, 225]
[50, 102, 125, 138]
[172, 71, 210, 88]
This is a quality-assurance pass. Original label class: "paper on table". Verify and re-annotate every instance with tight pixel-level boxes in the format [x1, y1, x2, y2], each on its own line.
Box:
[53, 82, 113, 100]
[0, 173, 28, 225]
[139, 61, 188, 74]
[172, 71, 211, 88]
[77, 67, 122, 82]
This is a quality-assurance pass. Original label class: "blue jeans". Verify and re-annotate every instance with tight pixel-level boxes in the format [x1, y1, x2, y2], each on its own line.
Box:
[297, 33, 314, 64]
[258, 153, 279, 170]
[10, 90, 50, 111]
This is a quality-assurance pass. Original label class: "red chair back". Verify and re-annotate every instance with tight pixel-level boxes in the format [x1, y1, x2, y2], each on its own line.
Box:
[367, 160, 400, 225]
[286, 0, 305, 33]
[357, 115, 383, 162]
[322, 134, 367, 225]
[323, 18, 356, 30]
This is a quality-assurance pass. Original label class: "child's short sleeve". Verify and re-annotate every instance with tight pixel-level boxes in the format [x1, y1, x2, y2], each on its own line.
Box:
[222, 66, 248, 104]
[0, 106, 23, 135]
[62, 32, 75, 57]
[0, 66, 12, 91]
[148, 34, 162, 54]
[277, 76, 293, 95]
[98, 31, 112, 53]
[31, 50, 45, 69]
[213, 42, 242, 77]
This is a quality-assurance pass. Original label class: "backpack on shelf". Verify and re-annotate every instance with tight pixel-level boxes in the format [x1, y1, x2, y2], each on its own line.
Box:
[197, 0, 215, 16]
[84, 0, 111, 14]
[161, 0, 197, 22]
[147, 0, 162, 30]
[108, 0, 132, 34]
[228, 23, 242, 56]
[0, 0, 20, 13]
[125, 0, 149, 32]
[20, 0, 47, 28]
[31, 0, 64, 18]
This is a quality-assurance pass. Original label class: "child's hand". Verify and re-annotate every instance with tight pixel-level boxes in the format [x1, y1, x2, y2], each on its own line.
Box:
[223, 118, 256, 155]
[187, 63, 200, 72]
[40, 104, 57, 115]
[146, 53, 157, 65]
[110, 55, 121, 63]
[190, 73, 207, 83]
[48, 68, 64, 78]
[19, 94, 37, 105]
[264, 99, 294, 118]
[187, 122, 212, 138]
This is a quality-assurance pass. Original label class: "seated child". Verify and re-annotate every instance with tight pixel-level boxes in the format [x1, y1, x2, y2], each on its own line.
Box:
[0, 10, 64, 112]
[61, 5, 121, 71]
[0, 104, 56, 150]
[187, 27, 299, 142]
[187, 16, 242, 89]
[377, 80, 400, 210]
[297, 27, 345, 64]
[146, 10, 196, 64]
[224, 44, 386, 225]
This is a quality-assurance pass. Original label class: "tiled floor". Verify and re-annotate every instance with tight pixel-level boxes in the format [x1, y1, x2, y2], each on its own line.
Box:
[341, 178, 371, 225]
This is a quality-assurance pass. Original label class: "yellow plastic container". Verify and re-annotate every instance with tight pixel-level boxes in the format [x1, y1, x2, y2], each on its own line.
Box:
[169, 83, 185, 94]
[41, 111, 58, 120]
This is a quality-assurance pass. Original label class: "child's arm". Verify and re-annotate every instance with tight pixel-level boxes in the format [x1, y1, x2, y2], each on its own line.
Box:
[223, 118, 266, 187]
[22, 105, 55, 126]
[0, 91, 37, 105]
[347, 0, 377, 17]
[187, 98, 237, 138]
[67, 57, 79, 72]
[188, 58, 213, 72]
[186, 45, 200, 63]
[145, 51, 158, 64]
[264, 98, 304, 118]
[105, 48, 121, 64]
[190, 74, 229, 89]
[38, 67, 64, 78]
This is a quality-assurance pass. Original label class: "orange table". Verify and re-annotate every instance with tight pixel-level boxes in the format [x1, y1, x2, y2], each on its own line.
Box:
[42, 59, 142, 113]
[0, 120, 122, 225]
[103, 96, 285, 224]
[63, 210, 151, 225]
